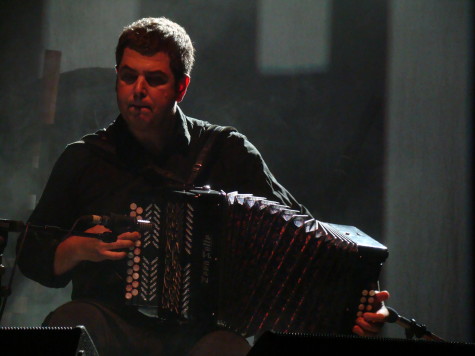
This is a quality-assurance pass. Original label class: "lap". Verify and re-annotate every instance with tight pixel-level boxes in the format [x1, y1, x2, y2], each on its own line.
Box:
[43, 300, 251, 356]
[189, 330, 251, 356]
[43, 300, 164, 356]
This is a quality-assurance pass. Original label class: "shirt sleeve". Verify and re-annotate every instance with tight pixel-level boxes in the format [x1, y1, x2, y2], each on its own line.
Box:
[208, 131, 313, 218]
[16, 143, 89, 288]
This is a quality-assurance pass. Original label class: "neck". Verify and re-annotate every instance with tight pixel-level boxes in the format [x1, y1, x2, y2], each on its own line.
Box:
[128, 112, 177, 157]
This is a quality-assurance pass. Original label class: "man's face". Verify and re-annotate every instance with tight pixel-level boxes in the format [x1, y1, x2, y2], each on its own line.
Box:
[116, 47, 189, 132]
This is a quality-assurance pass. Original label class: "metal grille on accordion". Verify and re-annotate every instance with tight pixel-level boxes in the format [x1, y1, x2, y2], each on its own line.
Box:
[124, 188, 388, 338]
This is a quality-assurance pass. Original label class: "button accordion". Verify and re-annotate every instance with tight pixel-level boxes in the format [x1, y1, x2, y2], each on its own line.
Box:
[123, 188, 388, 337]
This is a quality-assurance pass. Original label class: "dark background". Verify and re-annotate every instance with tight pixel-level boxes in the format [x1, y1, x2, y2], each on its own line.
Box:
[0, 0, 472, 344]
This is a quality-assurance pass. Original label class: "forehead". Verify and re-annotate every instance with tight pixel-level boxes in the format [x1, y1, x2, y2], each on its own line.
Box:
[118, 47, 172, 73]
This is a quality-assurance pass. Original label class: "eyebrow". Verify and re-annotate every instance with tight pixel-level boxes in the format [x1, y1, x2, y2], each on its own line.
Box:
[118, 65, 168, 76]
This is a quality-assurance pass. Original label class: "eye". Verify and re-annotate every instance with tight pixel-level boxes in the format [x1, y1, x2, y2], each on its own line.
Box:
[119, 71, 138, 84]
[146, 74, 167, 87]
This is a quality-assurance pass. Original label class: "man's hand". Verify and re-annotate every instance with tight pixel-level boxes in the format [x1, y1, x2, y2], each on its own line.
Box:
[54, 225, 141, 275]
[352, 290, 390, 337]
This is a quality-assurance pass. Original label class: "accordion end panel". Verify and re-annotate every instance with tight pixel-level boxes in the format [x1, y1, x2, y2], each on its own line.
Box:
[124, 190, 222, 323]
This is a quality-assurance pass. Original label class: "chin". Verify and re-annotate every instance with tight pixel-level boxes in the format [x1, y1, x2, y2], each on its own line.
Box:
[124, 115, 154, 129]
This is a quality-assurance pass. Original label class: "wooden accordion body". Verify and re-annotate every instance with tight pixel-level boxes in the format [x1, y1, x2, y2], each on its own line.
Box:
[124, 188, 388, 337]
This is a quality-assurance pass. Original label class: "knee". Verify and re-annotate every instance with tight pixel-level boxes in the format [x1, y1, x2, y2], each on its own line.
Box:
[42, 301, 118, 356]
[188, 330, 251, 356]
[42, 299, 113, 349]
[43, 300, 108, 328]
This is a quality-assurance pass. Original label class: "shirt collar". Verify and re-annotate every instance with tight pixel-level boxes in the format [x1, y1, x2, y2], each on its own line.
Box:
[176, 105, 191, 147]
[106, 105, 191, 161]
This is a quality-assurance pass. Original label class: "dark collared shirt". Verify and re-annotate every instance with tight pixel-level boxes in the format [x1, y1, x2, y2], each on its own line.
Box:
[17, 107, 309, 306]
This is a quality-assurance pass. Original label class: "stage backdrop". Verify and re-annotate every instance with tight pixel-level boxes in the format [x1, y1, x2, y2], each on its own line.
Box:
[0, 0, 472, 344]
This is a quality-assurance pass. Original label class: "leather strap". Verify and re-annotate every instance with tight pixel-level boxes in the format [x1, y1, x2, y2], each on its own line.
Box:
[185, 124, 236, 187]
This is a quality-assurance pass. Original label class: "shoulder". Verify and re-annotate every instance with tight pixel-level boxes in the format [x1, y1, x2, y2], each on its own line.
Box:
[62, 115, 125, 158]
[183, 113, 236, 135]
[223, 130, 263, 159]
[185, 115, 251, 145]
[60, 132, 110, 158]
[46, 139, 100, 180]
[58, 138, 95, 160]
[180, 109, 262, 160]
[52, 122, 119, 174]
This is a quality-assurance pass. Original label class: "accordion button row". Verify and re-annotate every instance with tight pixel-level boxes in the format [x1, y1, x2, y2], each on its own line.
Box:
[356, 290, 376, 317]
[125, 240, 144, 300]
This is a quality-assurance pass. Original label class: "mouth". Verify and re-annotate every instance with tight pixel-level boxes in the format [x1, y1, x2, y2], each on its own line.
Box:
[128, 104, 152, 113]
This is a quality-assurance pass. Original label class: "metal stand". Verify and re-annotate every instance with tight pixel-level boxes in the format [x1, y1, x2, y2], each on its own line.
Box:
[386, 306, 444, 342]
[0, 228, 13, 322]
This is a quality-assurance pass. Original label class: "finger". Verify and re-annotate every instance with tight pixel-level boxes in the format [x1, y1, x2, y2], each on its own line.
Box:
[352, 324, 364, 337]
[84, 225, 112, 234]
[101, 250, 128, 260]
[375, 290, 390, 303]
[352, 324, 379, 338]
[355, 316, 383, 334]
[364, 291, 390, 321]
[363, 310, 388, 323]
[97, 241, 132, 260]
[104, 239, 136, 251]
[116, 231, 141, 241]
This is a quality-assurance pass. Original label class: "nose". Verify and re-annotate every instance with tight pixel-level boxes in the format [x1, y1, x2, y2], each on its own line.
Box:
[133, 76, 147, 98]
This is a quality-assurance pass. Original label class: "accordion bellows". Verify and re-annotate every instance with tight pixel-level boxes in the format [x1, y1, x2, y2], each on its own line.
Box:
[124, 188, 388, 337]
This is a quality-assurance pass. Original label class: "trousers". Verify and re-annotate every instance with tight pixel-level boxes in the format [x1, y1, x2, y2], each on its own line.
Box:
[43, 299, 251, 356]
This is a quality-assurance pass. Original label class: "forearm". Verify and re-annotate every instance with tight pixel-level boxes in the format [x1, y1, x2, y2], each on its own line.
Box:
[17, 230, 72, 288]
[53, 236, 83, 276]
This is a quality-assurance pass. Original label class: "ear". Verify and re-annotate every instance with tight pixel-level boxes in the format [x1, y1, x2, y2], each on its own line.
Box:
[176, 75, 191, 103]
[114, 65, 119, 91]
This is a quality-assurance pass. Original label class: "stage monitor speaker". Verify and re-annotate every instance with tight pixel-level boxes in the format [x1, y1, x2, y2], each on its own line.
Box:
[0, 325, 98, 355]
[247, 331, 475, 355]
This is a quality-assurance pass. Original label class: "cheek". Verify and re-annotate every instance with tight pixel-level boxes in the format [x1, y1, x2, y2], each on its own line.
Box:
[156, 87, 178, 102]
[116, 86, 130, 102]
[148, 90, 168, 106]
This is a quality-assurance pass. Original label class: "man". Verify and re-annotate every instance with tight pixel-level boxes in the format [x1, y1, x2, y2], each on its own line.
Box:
[17, 17, 388, 355]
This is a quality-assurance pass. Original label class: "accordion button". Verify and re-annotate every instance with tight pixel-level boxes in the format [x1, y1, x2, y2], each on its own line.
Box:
[136, 207, 143, 214]
[132, 272, 139, 280]
[130, 211, 137, 217]
[127, 260, 133, 266]
[133, 264, 140, 272]
[125, 292, 132, 300]
[135, 240, 142, 247]
[360, 297, 367, 303]
[134, 256, 141, 263]
[127, 268, 133, 275]
[361, 290, 368, 296]
[126, 285, 132, 292]
[134, 248, 141, 255]
[130, 203, 137, 210]
[132, 281, 139, 288]
[358, 304, 365, 310]
[132, 289, 138, 296]
[126, 276, 133, 283]
[366, 305, 373, 311]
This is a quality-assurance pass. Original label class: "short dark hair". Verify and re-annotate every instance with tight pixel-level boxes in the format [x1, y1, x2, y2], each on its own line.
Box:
[115, 17, 195, 81]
